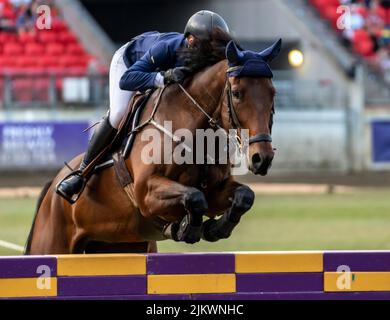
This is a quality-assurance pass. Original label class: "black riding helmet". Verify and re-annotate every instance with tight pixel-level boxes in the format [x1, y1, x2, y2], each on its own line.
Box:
[184, 10, 230, 40]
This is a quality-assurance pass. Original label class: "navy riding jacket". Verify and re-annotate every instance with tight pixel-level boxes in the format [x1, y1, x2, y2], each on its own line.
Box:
[119, 31, 187, 92]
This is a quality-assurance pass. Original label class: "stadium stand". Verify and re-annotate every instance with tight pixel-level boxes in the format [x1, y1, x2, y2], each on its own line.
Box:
[309, 0, 390, 78]
[0, 0, 107, 105]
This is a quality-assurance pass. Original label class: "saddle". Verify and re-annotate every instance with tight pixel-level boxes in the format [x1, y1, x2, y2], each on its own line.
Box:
[92, 89, 154, 174]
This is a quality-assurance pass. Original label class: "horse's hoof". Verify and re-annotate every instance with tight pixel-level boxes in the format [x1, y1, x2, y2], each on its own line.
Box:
[201, 219, 220, 242]
[175, 214, 202, 244]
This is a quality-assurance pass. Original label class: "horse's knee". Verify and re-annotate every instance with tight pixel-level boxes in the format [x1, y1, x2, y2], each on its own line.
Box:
[181, 188, 208, 216]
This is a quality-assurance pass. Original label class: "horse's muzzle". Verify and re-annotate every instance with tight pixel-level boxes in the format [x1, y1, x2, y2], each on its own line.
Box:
[250, 152, 274, 176]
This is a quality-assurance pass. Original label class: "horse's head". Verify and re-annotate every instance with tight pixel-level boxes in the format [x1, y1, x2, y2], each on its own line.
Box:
[225, 39, 281, 176]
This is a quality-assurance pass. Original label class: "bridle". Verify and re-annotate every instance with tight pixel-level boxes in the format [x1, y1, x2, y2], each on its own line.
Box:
[225, 73, 273, 145]
[178, 68, 274, 147]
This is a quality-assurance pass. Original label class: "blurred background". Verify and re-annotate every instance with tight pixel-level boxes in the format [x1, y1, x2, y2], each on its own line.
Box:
[1, 0, 390, 255]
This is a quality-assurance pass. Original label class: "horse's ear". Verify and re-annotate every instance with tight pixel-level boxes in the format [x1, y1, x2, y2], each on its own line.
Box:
[258, 38, 282, 63]
[226, 41, 243, 64]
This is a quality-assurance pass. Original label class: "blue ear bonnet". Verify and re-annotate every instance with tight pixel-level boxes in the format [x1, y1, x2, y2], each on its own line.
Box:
[226, 39, 282, 78]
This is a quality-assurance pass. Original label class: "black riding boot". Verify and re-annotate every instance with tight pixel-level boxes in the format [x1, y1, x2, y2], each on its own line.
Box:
[56, 116, 117, 202]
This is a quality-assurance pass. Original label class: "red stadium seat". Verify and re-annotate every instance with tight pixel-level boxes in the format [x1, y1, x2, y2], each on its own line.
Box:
[355, 6, 368, 18]
[310, 0, 324, 9]
[58, 55, 74, 68]
[51, 20, 68, 32]
[312, 0, 340, 9]
[353, 38, 374, 57]
[0, 1, 102, 99]
[379, 6, 390, 24]
[58, 31, 78, 44]
[58, 55, 89, 68]
[323, 5, 342, 30]
[2, 6, 16, 19]
[46, 43, 65, 55]
[39, 55, 59, 68]
[66, 43, 85, 55]
[0, 32, 18, 43]
[318, 4, 335, 19]
[353, 29, 370, 42]
[25, 43, 45, 55]
[3, 42, 23, 55]
[18, 32, 38, 44]
[316, 0, 340, 15]
[38, 31, 58, 43]
[16, 56, 38, 68]
[0, 55, 17, 67]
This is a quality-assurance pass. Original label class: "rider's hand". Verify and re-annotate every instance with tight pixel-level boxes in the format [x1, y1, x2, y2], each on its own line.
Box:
[162, 67, 191, 85]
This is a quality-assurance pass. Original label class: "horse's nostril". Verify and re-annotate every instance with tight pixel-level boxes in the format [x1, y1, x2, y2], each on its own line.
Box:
[252, 153, 262, 167]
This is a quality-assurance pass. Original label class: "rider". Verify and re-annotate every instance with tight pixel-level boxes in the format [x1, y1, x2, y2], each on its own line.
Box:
[56, 10, 230, 202]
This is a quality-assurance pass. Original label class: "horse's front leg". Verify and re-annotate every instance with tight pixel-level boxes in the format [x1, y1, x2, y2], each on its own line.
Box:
[137, 175, 208, 244]
[203, 179, 255, 242]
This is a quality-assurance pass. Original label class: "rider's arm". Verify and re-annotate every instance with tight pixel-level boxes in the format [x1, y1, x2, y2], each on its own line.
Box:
[119, 41, 170, 92]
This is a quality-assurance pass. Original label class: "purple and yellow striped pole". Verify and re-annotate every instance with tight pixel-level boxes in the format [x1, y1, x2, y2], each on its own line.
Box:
[0, 251, 389, 300]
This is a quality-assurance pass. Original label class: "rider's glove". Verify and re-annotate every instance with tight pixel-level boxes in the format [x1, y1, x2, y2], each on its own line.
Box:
[162, 67, 191, 85]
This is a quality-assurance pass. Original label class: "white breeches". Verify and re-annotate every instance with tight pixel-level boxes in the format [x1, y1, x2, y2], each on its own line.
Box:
[108, 43, 135, 129]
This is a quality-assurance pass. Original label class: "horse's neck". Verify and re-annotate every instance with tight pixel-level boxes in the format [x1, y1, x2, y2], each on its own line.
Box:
[187, 60, 228, 126]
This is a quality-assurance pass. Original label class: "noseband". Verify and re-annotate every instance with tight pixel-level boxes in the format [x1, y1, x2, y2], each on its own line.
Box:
[225, 74, 273, 145]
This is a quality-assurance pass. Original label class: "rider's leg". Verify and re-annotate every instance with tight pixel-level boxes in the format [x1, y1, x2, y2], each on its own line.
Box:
[108, 43, 135, 129]
[56, 116, 118, 199]
[57, 44, 134, 201]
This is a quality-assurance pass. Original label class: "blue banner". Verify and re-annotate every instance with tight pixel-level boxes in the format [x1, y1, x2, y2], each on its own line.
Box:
[0, 121, 90, 169]
[372, 121, 390, 163]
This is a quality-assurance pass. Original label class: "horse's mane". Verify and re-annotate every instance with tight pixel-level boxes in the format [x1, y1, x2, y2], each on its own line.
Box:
[177, 28, 239, 73]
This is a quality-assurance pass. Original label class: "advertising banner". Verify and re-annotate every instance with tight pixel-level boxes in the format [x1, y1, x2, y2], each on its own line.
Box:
[0, 121, 90, 169]
[372, 121, 390, 163]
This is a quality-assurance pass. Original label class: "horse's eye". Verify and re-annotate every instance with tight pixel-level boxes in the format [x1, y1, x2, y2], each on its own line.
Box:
[232, 91, 241, 100]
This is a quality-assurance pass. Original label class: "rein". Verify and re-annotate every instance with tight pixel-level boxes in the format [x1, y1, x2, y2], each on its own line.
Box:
[130, 68, 273, 155]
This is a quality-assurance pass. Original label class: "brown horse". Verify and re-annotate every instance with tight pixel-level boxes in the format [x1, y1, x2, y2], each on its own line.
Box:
[25, 38, 281, 255]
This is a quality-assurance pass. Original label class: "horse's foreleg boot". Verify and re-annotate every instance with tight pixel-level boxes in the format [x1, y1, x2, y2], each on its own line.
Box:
[163, 222, 180, 241]
[181, 188, 208, 224]
[175, 214, 203, 244]
[175, 189, 208, 244]
[201, 215, 237, 242]
[228, 185, 255, 222]
[202, 185, 254, 242]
